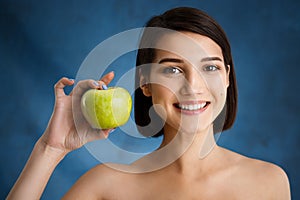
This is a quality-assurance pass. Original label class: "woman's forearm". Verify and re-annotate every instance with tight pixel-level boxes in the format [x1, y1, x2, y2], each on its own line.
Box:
[7, 138, 66, 200]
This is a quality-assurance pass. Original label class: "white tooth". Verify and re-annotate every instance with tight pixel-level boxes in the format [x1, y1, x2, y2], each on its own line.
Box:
[179, 103, 209, 110]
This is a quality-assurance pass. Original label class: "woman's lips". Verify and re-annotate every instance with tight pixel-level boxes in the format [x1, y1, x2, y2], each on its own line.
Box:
[173, 101, 210, 115]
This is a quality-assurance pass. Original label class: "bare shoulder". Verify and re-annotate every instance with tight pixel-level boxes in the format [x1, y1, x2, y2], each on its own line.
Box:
[220, 148, 291, 199]
[62, 163, 130, 200]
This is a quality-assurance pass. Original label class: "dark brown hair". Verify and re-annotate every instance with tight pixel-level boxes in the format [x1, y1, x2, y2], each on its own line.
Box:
[134, 7, 238, 137]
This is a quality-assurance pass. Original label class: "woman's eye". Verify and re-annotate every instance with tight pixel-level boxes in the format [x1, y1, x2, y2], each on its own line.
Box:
[162, 67, 182, 74]
[203, 65, 219, 71]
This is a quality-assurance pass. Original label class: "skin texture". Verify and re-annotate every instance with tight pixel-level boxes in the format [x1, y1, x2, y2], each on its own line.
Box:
[7, 32, 290, 200]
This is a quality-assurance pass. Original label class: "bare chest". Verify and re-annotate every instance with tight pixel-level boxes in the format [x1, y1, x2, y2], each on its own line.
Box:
[105, 177, 241, 200]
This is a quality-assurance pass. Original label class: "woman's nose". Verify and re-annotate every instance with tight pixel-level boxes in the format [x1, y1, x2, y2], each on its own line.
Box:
[180, 68, 207, 96]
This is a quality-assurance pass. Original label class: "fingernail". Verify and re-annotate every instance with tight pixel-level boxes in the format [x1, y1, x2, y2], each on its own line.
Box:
[110, 128, 116, 133]
[69, 78, 75, 82]
[102, 84, 108, 90]
[93, 81, 100, 87]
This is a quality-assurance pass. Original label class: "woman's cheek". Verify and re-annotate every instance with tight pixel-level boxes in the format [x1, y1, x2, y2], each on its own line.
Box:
[207, 77, 227, 117]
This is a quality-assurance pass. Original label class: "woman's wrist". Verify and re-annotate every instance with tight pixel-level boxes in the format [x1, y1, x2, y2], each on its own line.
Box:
[35, 137, 68, 164]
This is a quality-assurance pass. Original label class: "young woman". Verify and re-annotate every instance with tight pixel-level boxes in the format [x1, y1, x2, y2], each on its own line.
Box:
[7, 7, 290, 199]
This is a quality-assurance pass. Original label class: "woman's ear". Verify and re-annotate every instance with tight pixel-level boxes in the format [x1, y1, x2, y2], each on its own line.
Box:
[139, 72, 152, 97]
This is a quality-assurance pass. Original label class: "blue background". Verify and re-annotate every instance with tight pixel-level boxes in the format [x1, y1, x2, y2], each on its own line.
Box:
[1, 0, 299, 199]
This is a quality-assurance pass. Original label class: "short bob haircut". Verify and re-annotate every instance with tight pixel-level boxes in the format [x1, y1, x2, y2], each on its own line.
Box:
[134, 7, 237, 137]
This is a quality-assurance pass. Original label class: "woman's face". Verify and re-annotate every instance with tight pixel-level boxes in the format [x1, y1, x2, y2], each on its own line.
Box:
[141, 31, 230, 135]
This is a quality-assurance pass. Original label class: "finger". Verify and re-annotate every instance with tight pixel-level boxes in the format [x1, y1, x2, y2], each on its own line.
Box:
[90, 71, 115, 91]
[54, 77, 74, 98]
[70, 79, 101, 96]
[100, 71, 115, 85]
[84, 128, 115, 143]
[102, 128, 116, 138]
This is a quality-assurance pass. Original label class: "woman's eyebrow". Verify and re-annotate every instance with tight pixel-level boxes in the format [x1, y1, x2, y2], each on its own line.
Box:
[158, 57, 223, 64]
[201, 56, 223, 62]
[158, 58, 184, 64]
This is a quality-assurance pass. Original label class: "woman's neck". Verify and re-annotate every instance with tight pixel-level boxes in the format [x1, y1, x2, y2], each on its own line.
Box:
[159, 124, 219, 175]
[125, 124, 220, 174]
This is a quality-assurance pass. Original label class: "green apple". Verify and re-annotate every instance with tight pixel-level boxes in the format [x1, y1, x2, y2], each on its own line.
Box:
[81, 87, 132, 129]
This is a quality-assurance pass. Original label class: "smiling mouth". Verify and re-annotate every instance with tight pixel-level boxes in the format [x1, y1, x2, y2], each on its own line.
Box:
[174, 101, 210, 112]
